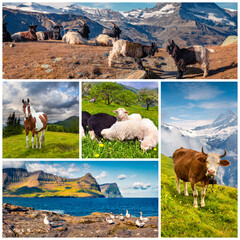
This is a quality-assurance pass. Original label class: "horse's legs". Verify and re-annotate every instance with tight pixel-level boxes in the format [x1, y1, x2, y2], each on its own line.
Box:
[40, 130, 45, 149]
[25, 129, 29, 148]
[31, 132, 35, 149]
[36, 133, 39, 149]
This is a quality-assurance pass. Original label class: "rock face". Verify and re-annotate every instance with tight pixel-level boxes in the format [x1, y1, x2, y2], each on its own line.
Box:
[100, 183, 122, 198]
[3, 169, 104, 198]
[3, 203, 158, 238]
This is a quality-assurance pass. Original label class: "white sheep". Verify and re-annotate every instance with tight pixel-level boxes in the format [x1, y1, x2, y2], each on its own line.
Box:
[113, 108, 142, 121]
[62, 31, 88, 45]
[95, 34, 115, 46]
[101, 118, 158, 150]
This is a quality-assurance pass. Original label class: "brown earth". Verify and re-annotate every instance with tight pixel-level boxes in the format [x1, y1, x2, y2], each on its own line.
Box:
[2, 41, 237, 79]
[3, 203, 158, 238]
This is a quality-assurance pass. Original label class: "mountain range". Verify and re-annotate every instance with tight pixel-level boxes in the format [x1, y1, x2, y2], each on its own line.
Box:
[3, 168, 122, 198]
[161, 110, 237, 187]
[3, 2, 237, 46]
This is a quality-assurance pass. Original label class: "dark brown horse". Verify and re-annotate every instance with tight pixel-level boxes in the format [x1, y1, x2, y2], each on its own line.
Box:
[22, 99, 47, 149]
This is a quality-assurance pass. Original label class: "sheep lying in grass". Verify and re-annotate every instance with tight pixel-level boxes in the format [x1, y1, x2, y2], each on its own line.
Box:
[113, 108, 142, 121]
[95, 34, 115, 46]
[87, 113, 117, 141]
[82, 111, 91, 136]
[101, 118, 158, 150]
[62, 31, 88, 45]
[108, 40, 158, 70]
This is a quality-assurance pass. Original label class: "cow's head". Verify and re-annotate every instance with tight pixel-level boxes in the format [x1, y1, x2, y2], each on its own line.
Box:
[201, 147, 230, 177]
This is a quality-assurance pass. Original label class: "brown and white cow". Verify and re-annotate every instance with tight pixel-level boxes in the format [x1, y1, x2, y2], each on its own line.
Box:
[173, 147, 230, 208]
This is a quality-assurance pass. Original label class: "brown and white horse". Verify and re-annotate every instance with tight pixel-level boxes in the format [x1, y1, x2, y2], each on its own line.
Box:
[22, 99, 48, 149]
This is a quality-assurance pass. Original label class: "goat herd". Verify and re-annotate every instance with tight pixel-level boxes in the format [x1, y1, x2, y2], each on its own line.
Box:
[3, 13, 214, 78]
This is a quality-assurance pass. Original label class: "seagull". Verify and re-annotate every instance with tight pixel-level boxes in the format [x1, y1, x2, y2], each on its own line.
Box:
[119, 213, 124, 221]
[136, 219, 145, 228]
[43, 214, 51, 230]
[106, 217, 114, 224]
[126, 210, 131, 219]
[110, 212, 115, 219]
[140, 212, 149, 222]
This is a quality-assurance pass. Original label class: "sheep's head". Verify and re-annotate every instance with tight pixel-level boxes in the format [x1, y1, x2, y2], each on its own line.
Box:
[113, 108, 129, 121]
[101, 129, 111, 139]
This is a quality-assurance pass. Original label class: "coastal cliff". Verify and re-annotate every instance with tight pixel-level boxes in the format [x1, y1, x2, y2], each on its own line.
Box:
[100, 183, 122, 198]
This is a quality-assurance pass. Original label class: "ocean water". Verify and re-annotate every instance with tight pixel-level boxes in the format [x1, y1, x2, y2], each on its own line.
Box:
[3, 197, 158, 217]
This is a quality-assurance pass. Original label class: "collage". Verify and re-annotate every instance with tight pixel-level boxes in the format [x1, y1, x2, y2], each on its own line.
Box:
[1, 0, 238, 239]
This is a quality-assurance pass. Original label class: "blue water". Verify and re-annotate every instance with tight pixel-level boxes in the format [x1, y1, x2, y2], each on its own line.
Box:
[3, 197, 158, 217]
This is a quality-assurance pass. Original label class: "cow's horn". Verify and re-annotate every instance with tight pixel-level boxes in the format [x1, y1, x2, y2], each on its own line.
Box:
[3, 14, 9, 22]
[48, 19, 57, 26]
[202, 146, 207, 156]
[220, 149, 227, 158]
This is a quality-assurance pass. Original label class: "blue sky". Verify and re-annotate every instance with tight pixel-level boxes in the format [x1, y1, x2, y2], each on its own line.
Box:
[119, 82, 158, 90]
[161, 82, 237, 129]
[3, 161, 159, 198]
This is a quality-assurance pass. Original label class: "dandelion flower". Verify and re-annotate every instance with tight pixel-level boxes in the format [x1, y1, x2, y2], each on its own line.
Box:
[95, 154, 100, 158]
[99, 143, 104, 148]
[154, 148, 157, 151]
[109, 147, 112, 150]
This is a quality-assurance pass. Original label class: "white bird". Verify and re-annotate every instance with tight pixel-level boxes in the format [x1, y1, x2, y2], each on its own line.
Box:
[106, 217, 114, 224]
[119, 213, 124, 221]
[43, 214, 52, 230]
[136, 219, 145, 228]
[126, 210, 131, 219]
[140, 212, 149, 222]
[110, 212, 115, 219]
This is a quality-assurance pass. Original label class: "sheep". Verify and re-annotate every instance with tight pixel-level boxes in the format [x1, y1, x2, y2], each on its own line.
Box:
[108, 40, 158, 70]
[87, 113, 117, 141]
[95, 34, 115, 46]
[37, 19, 62, 41]
[103, 22, 122, 40]
[101, 118, 158, 150]
[166, 40, 215, 79]
[3, 14, 12, 42]
[82, 111, 91, 135]
[62, 31, 88, 45]
[12, 25, 38, 41]
[113, 108, 142, 121]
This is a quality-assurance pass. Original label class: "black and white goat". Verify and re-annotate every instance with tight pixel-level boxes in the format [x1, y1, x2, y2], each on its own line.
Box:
[108, 40, 158, 70]
[102, 22, 122, 40]
[166, 40, 215, 79]
[37, 19, 62, 40]
[3, 14, 12, 42]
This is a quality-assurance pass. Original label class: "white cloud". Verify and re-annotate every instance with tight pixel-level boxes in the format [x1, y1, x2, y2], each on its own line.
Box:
[117, 174, 127, 180]
[170, 117, 181, 121]
[198, 101, 237, 110]
[95, 171, 107, 180]
[169, 119, 213, 130]
[132, 182, 151, 190]
[3, 161, 25, 169]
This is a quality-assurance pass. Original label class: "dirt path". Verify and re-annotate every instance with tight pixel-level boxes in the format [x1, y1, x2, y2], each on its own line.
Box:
[3, 41, 237, 79]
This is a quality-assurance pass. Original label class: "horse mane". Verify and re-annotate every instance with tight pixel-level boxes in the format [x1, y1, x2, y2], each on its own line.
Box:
[30, 105, 36, 114]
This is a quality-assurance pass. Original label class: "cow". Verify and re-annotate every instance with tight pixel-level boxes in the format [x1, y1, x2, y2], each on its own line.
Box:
[173, 147, 230, 208]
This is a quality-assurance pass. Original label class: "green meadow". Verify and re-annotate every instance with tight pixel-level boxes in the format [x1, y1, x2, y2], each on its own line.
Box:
[82, 99, 158, 159]
[161, 154, 238, 237]
[3, 131, 79, 158]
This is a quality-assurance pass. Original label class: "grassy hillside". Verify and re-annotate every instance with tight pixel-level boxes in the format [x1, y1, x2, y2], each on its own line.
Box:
[53, 116, 79, 129]
[3, 131, 79, 158]
[161, 154, 237, 237]
[82, 99, 158, 158]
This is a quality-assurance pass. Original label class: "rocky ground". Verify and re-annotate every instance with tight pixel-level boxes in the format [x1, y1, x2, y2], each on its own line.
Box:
[3, 203, 158, 238]
[2, 41, 237, 79]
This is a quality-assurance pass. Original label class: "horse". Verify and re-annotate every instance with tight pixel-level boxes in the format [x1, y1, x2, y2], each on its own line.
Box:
[22, 99, 48, 149]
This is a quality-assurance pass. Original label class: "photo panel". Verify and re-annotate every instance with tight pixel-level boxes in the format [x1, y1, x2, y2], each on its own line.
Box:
[161, 82, 237, 237]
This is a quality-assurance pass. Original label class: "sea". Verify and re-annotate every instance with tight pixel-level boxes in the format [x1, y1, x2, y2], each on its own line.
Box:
[3, 197, 158, 217]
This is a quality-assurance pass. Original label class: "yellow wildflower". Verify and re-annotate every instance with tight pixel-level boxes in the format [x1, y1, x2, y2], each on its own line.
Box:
[154, 148, 157, 151]
[99, 143, 104, 148]
[95, 154, 100, 158]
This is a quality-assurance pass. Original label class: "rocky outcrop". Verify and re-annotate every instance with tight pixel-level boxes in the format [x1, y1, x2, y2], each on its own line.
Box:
[100, 183, 122, 198]
[3, 204, 158, 238]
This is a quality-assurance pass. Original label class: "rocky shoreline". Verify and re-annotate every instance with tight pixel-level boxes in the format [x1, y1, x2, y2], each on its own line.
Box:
[3, 203, 158, 238]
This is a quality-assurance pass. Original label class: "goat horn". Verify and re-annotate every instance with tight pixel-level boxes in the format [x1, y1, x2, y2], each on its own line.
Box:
[3, 14, 9, 22]
[78, 19, 85, 25]
[202, 146, 207, 156]
[48, 19, 57, 26]
[168, 39, 171, 44]
[111, 22, 116, 27]
[220, 149, 227, 158]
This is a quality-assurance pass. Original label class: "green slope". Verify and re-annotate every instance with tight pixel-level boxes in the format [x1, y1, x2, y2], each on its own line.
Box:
[161, 154, 237, 237]
[3, 131, 79, 158]
[53, 116, 79, 129]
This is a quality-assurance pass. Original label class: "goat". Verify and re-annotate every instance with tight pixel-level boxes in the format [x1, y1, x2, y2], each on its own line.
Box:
[95, 34, 115, 46]
[108, 40, 158, 70]
[37, 19, 62, 41]
[12, 25, 38, 41]
[103, 22, 122, 40]
[77, 19, 90, 40]
[62, 31, 88, 45]
[166, 40, 215, 79]
[3, 14, 12, 42]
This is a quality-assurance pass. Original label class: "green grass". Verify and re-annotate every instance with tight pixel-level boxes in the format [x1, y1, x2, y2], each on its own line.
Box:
[3, 131, 79, 158]
[161, 154, 238, 238]
[82, 99, 158, 158]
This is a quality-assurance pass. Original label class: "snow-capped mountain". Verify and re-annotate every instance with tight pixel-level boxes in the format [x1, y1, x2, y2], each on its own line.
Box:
[162, 110, 237, 187]
[3, 2, 237, 46]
